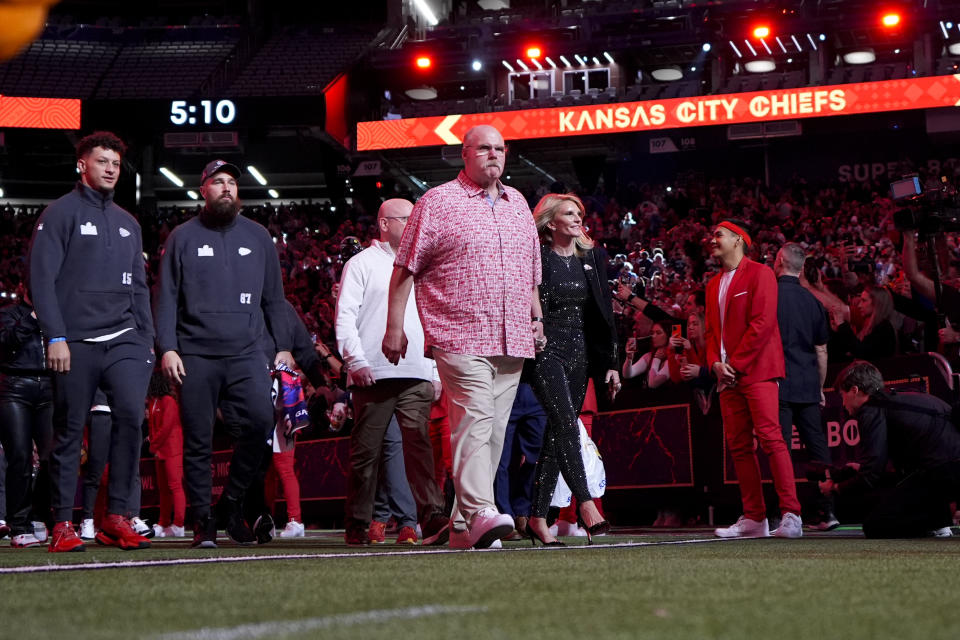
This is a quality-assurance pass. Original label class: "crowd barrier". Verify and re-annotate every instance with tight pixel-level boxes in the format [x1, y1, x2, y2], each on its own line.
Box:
[129, 354, 955, 525]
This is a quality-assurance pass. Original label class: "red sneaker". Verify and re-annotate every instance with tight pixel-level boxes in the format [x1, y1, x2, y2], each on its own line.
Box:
[395, 526, 419, 545]
[368, 520, 387, 544]
[96, 514, 151, 550]
[48, 521, 85, 553]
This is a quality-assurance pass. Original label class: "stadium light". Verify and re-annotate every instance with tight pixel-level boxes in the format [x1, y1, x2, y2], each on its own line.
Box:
[603, 51, 615, 64]
[247, 165, 268, 186]
[412, 0, 439, 26]
[752, 25, 770, 39]
[592, 56, 601, 65]
[702, 43, 712, 53]
[559, 55, 572, 68]
[531, 58, 543, 70]
[526, 46, 542, 58]
[574, 54, 585, 65]
[415, 56, 432, 69]
[502, 60, 515, 72]
[843, 49, 876, 64]
[516, 58, 529, 71]
[159, 167, 184, 188]
[744, 58, 776, 73]
[728, 41, 742, 58]
[268, 189, 279, 199]
[0, 187, 4, 198]
[651, 66, 683, 81]
[472, 59, 482, 71]
[187, 190, 198, 200]
[545, 56, 558, 68]
[881, 13, 901, 28]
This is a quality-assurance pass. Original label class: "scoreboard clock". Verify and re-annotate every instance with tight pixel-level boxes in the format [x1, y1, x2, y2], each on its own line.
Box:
[169, 99, 237, 126]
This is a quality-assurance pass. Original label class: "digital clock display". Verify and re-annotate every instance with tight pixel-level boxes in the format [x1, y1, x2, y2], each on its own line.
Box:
[170, 100, 237, 126]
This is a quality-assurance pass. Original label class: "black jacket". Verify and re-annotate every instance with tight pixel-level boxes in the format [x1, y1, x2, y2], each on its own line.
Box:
[155, 213, 291, 357]
[838, 390, 960, 495]
[536, 245, 618, 377]
[0, 302, 48, 375]
[27, 183, 154, 343]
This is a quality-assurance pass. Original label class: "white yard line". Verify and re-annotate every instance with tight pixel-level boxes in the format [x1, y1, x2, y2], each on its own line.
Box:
[150, 605, 488, 640]
[0, 536, 740, 575]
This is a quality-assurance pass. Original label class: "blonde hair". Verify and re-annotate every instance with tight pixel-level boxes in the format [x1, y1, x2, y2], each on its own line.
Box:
[533, 193, 594, 256]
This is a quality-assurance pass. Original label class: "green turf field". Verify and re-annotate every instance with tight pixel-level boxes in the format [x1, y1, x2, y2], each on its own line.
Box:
[2, 531, 959, 640]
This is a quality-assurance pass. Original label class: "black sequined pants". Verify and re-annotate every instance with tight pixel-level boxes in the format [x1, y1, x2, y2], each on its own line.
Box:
[530, 325, 591, 518]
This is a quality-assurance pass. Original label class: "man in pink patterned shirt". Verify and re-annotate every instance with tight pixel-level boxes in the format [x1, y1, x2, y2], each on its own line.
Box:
[383, 124, 544, 549]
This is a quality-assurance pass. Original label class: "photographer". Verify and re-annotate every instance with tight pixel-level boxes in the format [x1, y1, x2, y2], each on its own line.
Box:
[823, 361, 960, 538]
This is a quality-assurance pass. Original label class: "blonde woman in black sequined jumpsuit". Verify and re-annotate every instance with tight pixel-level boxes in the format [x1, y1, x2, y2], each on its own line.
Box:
[526, 194, 620, 546]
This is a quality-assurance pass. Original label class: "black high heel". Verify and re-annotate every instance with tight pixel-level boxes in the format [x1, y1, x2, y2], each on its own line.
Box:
[525, 523, 566, 547]
[577, 515, 611, 545]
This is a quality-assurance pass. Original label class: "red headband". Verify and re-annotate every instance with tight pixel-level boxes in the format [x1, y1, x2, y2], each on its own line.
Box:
[717, 221, 752, 248]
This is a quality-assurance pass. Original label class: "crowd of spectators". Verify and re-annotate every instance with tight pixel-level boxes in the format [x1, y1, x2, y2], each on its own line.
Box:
[1, 166, 959, 424]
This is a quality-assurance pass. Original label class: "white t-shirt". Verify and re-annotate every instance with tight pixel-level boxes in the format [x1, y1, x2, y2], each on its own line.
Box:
[717, 268, 737, 363]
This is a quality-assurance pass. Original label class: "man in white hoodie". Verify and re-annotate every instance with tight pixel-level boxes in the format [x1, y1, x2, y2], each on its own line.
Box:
[335, 199, 447, 546]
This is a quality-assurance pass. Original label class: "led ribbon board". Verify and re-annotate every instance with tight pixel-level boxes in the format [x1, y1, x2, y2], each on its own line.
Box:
[357, 75, 960, 150]
[0, 96, 81, 129]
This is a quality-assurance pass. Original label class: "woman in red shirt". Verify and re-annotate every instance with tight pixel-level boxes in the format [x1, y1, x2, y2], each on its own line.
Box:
[147, 373, 185, 537]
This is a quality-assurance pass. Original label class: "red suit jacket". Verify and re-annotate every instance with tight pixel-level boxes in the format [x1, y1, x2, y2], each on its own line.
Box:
[705, 257, 785, 386]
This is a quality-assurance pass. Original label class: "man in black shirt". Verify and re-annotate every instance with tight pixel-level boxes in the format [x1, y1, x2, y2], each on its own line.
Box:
[156, 159, 293, 548]
[823, 360, 960, 537]
[774, 243, 836, 530]
[28, 131, 154, 552]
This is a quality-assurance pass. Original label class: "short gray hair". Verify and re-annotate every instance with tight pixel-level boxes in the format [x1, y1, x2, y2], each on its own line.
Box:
[779, 243, 806, 275]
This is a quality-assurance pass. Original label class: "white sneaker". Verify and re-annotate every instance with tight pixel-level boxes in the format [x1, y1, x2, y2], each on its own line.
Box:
[715, 516, 770, 538]
[32, 521, 47, 542]
[11, 532, 41, 548]
[164, 524, 186, 538]
[153, 524, 166, 538]
[79, 518, 95, 540]
[279, 520, 305, 538]
[468, 508, 514, 549]
[932, 526, 954, 537]
[555, 520, 587, 537]
[130, 516, 154, 538]
[773, 512, 803, 538]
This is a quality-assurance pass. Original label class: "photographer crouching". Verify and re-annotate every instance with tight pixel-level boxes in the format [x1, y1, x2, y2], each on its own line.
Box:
[822, 360, 960, 538]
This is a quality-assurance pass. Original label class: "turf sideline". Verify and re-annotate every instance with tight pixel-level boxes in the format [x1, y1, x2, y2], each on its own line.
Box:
[151, 605, 488, 640]
[0, 536, 757, 575]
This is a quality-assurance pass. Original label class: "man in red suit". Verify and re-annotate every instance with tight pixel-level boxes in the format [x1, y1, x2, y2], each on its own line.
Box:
[705, 219, 803, 538]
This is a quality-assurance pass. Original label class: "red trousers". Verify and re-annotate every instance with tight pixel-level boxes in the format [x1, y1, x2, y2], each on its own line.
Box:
[156, 455, 185, 527]
[720, 381, 801, 520]
[266, 450, 301, 522]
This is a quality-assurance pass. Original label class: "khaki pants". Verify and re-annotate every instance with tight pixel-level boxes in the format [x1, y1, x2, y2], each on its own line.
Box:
[432, 349, 523, 527]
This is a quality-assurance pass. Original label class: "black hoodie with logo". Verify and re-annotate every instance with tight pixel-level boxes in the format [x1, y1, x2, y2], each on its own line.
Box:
[155, 212, 291, 357]
[27, 182, 154, 344]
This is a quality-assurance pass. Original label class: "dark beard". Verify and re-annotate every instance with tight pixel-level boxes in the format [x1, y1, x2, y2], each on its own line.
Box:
[200, 197, 242, 228]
